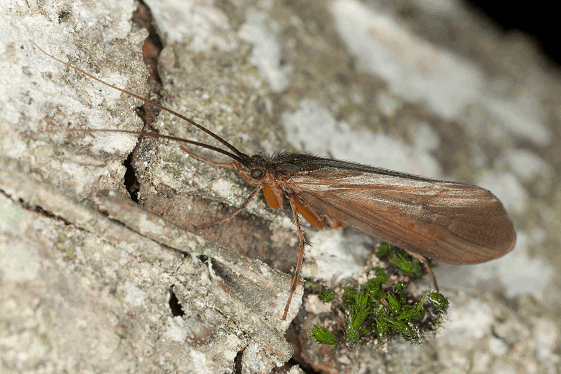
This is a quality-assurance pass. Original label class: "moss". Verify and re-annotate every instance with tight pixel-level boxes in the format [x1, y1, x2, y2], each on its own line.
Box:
[318, 287, 336, 303]
[306, 281, 336, 303]
[390, 251, 422, 278]
[308, 324, 339, 350]
[308, 243, 449, 349]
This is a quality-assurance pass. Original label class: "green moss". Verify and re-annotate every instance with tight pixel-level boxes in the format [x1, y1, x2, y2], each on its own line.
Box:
[428, 290, 450, 312]
[390, 251, 422, 277]
[308, 324, 339, 349]
[305, 281, 336, 303]
[376, 242, 390, 257]
[308, 243, 449, 349]
[318, 287, 336, 303]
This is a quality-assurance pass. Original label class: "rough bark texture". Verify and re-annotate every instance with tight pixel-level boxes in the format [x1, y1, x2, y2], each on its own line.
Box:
[1, 0, 560, 373]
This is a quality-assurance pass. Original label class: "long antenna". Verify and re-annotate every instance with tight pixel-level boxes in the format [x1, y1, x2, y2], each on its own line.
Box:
[48, 128, 244, 162]
[32, 42, 246, 159]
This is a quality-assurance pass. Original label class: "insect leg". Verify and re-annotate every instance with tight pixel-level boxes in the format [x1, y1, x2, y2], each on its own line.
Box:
[195, 185, 262, 229]
[180, 146, 234, 168]
[282, 194, 309, 320]
[406, 251, 439, 291]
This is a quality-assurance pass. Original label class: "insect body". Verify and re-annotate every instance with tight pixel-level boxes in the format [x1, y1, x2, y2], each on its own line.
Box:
[233, 152, 515, 319]
[33, 43, 516, 321]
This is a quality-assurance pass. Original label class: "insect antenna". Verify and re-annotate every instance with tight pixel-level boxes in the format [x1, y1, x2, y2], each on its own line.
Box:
[32, 42, 246, 162]
[51, 128, 244, 163]
[34, 42, 305, 320]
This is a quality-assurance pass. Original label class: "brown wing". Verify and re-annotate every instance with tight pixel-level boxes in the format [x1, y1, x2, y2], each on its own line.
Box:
[287, 169, 516, 264]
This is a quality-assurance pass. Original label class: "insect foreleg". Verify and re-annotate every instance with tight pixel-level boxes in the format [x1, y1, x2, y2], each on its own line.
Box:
[282, 194, 310, 320]
[195, 185, 263, 229]
[180, 146, 234, 168]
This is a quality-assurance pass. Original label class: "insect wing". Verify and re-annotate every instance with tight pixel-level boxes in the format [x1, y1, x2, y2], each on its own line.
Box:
[288, 169, 516, 264]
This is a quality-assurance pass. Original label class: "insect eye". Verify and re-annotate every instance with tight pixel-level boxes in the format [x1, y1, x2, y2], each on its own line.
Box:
[251, 169, 264, 179]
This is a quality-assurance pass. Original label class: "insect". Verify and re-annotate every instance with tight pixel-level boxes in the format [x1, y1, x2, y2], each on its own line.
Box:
[33, 42, 516, 320]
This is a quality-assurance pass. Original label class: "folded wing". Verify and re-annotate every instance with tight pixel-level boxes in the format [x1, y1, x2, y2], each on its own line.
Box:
[288, 169, 516, 264]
